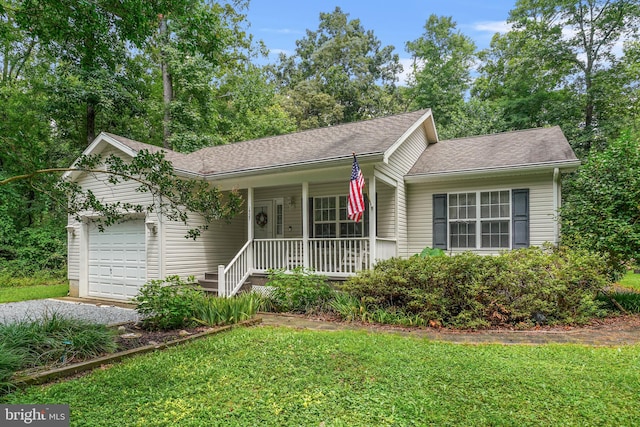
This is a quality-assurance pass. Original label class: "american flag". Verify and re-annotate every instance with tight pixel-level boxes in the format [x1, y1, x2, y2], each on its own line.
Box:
[348, 154, 365, 222]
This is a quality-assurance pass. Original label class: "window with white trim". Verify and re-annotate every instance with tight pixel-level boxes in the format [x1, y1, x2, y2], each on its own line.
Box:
[313, 196, 368, 238]
[448, 190, 510, 249]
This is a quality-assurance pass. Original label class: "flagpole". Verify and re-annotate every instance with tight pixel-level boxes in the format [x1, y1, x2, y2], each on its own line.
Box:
[352, 152, 372, 209]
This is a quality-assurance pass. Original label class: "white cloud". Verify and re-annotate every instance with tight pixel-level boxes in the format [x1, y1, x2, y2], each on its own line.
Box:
[260, 28, 305, 35]
[268, 48, 292, 56]
[397, 57, 423, 87]
[472, 20, 511, 35]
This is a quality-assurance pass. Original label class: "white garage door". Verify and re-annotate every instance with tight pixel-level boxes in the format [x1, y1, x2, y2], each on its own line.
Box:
[88, 219, 146, 300]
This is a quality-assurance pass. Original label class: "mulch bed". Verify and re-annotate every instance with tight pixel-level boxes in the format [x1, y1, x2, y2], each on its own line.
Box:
[114, 322, 214, 352]
[296, 311, 640, 334]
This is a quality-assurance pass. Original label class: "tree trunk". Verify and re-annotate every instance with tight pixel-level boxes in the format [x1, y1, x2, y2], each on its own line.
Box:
[86, 102, 96, 145]
[159, 16, 173, 150]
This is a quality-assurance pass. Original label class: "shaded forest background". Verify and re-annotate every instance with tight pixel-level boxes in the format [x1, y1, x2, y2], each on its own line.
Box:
[1, 0, 639, 280]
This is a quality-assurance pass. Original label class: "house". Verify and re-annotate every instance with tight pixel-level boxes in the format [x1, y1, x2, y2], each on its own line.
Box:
[65, 109, 580, 300]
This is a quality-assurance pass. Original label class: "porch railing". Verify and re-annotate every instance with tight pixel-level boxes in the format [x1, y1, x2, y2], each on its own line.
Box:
[253, 239, 305, 271]
[219, 237, 394, 296]
[308, 238, 369, 275]
[218, 239, 251, 297]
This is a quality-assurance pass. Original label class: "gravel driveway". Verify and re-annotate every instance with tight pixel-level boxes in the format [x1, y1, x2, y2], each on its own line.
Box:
[0, 298, 140, 326]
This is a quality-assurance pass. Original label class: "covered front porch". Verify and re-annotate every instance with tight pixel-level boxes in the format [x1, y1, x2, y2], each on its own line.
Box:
[214, 172, 399, 296]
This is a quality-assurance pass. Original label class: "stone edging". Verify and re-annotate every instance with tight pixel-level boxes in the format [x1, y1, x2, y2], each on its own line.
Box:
[12, 317, 263, 388]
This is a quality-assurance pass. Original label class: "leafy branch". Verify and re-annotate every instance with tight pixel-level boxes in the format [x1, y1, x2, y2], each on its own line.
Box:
[1, 149, 243, 239]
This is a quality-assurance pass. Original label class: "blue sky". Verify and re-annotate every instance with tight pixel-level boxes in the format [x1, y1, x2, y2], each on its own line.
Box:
[245, 0, 516, 79]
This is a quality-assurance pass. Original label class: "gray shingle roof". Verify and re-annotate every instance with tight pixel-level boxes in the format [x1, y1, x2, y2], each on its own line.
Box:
[188, 109, 430, 175]
[107, 109, 430, 176]
[408, 126, 578, 176]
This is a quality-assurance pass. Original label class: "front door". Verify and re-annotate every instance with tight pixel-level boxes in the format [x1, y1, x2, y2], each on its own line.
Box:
[254, 200, 273, 239]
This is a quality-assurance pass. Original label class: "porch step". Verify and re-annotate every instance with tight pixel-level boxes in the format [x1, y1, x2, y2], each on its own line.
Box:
[198, 278, 218, 295]
[204, 272, 218, 281]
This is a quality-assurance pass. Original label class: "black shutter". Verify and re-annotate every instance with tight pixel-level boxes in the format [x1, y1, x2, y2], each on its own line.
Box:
[433, 194, 447, 249]
[512, 189, 529, 248]
[308, 198, 314, 237]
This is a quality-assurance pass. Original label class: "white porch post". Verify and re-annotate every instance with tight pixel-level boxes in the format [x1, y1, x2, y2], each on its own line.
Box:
[368, 175, 376, 269]
[553, 167, 560, 245]
[302, 182, 309, 268]
[217, 264, 226, 297]
[247, 187, 254, 272]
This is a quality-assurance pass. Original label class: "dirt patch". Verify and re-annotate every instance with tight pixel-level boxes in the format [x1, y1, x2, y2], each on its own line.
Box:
[296, 311, 640, 332]
[259, 312, 640, 345]
[114, 323, 213, 352]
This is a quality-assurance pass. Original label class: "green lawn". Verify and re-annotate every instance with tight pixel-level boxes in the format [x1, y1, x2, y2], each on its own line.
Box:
[0, 283, 69, 303]
[3, 327, 639, 426]
[619, 271, 640, 291]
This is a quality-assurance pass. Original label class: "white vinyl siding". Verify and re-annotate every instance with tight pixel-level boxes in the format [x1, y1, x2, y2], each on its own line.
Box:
[67, 217, 81, 281]
[376, 183, 396, 239]
[376, 128, 430, 258]
[70, 147, 159, 282]
[406, 173, 556, 256]
[163, 190, 247, 278]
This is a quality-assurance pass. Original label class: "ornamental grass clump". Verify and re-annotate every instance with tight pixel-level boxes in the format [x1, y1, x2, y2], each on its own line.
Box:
[192, 292, 263, 326]
[0, 313, 117, 394]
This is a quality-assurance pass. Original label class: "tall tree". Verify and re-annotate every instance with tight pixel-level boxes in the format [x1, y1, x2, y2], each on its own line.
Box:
[146, 0, 293, 151]
[474, 2, 577, 133]
[561, 130, 640, 276]
[475, 0, 640, 154]
[271, 7, 403, 126]
[405, 15, 477, 133]
[16, 0, 157, 147]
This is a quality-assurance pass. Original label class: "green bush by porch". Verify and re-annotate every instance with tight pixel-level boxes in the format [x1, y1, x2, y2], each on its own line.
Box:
[338, 246, 610, 328]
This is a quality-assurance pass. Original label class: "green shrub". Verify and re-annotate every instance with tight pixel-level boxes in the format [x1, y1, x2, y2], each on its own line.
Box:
[416, 247, 445, 258]
[0, 227, 67, 277]
[132, 276, 203, 330]
[0, 267, 67, 288]
[192, 292, 262, 326]
[340, 246, 610, 328]
[264, 267, 334, 313]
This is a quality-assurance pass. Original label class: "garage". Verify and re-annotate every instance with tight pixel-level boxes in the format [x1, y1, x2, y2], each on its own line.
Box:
[88, 219, 147, 300]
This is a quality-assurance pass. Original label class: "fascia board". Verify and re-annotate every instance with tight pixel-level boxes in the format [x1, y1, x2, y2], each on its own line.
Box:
[383, 109, 436, 164]
[202, 152, 384, 181]
[62, 133, 139, 181]
[404, 160, 581, 183]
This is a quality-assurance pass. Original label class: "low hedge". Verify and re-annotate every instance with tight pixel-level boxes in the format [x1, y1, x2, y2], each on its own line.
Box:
[340, 247, 610, 328]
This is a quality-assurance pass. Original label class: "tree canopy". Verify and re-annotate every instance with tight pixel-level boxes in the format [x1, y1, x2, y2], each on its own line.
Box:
[270, 7, 403, 127]
[405, 15, 476, 135]
[561, 131, 640, 275]
[1, 0, 640, 276]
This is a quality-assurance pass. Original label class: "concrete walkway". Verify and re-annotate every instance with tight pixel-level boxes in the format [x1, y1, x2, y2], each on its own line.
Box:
[259, 313, 640, 346]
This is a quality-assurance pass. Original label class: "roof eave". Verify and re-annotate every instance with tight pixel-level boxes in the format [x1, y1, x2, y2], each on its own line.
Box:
[405, 160, 581, 183]
[383, 109, 437, 164]
[62, 132, 140, 181]
[203, 152, 385, 181]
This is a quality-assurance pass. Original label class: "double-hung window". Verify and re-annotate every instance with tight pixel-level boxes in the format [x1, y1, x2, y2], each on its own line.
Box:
[313, 196, 368, 238]
[448, 190, 511, 249]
